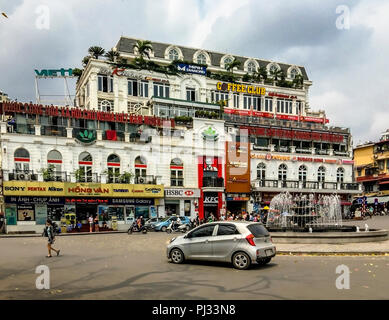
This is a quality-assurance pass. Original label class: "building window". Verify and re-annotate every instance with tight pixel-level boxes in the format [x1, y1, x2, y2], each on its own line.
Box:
[153, 83, 170, 98]
[168, 48, 179, 61]
[128, 79, 148, 98]
[290, 68, 299, 79]
[134, 156, 147, 182]
[276, 99, 292, 114]
[197, 53, 207, 65]
[247, 61, 256, 73]
[107, 154, 120, 183]
[171, 158, 183, 187]
[98, 99, 113, 112]
[98, 75, 113, 93]
[299, 165, 307, 182]
[212, 91, 229, 104]
[243, 95, 261, 110]
[224, 57, 233, 66]
[337, 167, 344, 183]
[257, 163, 266, 180]
[86, 82, 90, 97]
[47, 150, 62, 180]
[278, 164, 287, 181]
[186, 87, 196, 102]
[296, 100, 303, 114]
[265, 97, 273, 112]
[318, 166, 326, 183]
[78, 152, 93, 182]
[14, 148, 30, 172]
[269, 64, 279, 75]
[233, 93, 239, 108]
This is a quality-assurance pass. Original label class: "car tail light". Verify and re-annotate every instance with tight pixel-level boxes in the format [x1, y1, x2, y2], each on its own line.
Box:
[245, 234, 256, 246]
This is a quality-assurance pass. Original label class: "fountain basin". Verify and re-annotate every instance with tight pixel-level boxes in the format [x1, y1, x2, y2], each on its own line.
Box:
[270, 229, 388, 244]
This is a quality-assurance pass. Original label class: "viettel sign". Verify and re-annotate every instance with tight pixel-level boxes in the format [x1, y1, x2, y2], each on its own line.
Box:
[35, 68, 73, 77]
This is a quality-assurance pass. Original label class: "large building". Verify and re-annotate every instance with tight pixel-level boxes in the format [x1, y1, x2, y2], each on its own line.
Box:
[0, 37, 360, 233]
[354, 130, 389, 204]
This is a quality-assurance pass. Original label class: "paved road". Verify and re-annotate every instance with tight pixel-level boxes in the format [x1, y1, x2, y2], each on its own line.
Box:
[1, 233, 389, 300]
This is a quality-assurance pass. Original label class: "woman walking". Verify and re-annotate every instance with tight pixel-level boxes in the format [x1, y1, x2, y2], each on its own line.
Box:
[43, 219, 60, 258]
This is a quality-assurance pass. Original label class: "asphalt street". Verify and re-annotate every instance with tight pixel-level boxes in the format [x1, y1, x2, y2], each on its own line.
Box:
[1, 232, 388, 300]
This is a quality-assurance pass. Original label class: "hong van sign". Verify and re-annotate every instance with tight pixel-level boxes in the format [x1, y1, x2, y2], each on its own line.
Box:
[35, 68, 74, 77]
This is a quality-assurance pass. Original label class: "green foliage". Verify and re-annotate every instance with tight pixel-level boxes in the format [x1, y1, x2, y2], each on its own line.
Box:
[133, 40, 153, 60]
[105, 49, 120, 62]
[41, 165, 55, 181]
[225, 57, 241, 73]
[174, 116, 193, 123]
[74, 168, 86, 182]
[88, 46, 105, 59]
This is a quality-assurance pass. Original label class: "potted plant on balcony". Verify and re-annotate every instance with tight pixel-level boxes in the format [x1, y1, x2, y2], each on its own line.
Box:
[74, 168, 86, 182]
[41, 165, 55, 182]
[120, 171, 134, 184]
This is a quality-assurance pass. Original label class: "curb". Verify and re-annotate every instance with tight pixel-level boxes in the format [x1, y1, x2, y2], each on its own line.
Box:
[0, 231, 128, 238]
[276, 251, 389, 256]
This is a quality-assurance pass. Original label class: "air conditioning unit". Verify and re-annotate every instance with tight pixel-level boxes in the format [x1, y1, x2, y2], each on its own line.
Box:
[16, 173, 30, 181]
[138, 177, 145, 184]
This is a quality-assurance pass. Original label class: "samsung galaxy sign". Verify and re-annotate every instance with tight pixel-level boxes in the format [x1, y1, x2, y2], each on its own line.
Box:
[177, 63, 207, 76]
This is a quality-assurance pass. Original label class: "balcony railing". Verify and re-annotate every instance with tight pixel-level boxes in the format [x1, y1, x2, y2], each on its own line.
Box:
[43, 171, 69, 182]
[41, 126, 67, 137]
[7, 170, 38, 181]
[203, 177, 224, 188]
[254, 179, 361, 191]
[10, 124, 36, 135]
[76, 173, 101, 183]
[134, 175, 158, 184]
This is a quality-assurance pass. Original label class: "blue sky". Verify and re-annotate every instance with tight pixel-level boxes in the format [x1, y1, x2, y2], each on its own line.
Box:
[0, 0, 388, 144]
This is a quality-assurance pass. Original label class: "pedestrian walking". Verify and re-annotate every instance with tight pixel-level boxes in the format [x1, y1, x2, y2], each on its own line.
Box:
[88, 215, 93, 232]
[94, 215, 99, 232]
[43, 219, 60, 258]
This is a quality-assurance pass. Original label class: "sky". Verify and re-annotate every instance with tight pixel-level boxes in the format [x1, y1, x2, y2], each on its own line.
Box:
[0, 0, 388, 145]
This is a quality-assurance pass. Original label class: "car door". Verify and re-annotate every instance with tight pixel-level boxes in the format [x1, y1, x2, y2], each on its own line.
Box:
[182, 224, 216, 260]
[210, 224, 241, 261]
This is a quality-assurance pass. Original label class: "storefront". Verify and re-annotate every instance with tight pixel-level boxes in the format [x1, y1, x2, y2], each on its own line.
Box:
[226, 193, 250, 215]
[164, 188, 200, 218]
[3, 181, 163, 232]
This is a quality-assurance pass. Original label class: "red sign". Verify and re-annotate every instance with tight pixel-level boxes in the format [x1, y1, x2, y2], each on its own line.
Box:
[1, 102, 175, 128]
[268, 92, 297, 99]
[240, 125, 344, 143]
[184, 190, 194, 196]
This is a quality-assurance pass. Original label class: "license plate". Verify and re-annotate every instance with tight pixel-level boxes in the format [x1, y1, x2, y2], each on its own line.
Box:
[265, 249, 273, 256]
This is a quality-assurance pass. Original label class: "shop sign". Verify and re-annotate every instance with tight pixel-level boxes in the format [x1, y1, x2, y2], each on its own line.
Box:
[3, 181, 65, 196]
[35, 68, 73, 77]
[165, 188, 200, 198]
[216, 82, 266, 96]
[241, 125, 343, 143]
[342, 160, 354, 165]
[109, 198, 154, 205]
[204, 193, 219, 205]
[4, 196, 64, 205]
[177, 63, 207, 75]
[65, 198, 109, 204]
[75, 129, 96, 145]
[202, 126, 219, 141]
[267, 92, 297, 99]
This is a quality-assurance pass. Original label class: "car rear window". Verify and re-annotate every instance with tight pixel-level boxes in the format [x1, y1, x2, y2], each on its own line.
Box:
[247, 224, 269, 237]
[217, 224, 239, 236]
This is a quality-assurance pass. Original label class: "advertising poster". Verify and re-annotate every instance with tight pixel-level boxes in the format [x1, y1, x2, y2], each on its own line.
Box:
[5, 205, 17, 225]
[17, 204, 35, 221]
[35, 204, 48, 225]
[98, 205, 109, 221]
[150, 206, 157, 218]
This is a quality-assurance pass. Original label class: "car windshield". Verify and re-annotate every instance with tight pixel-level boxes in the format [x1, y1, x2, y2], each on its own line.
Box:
[160, 217, 171, 222]
[247, 223, 270, 237]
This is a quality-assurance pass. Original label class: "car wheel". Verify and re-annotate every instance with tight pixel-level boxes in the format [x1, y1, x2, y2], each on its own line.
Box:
[170, 248, 184, 264]
[161, 226, 167, 232]
[232, 252, 251, 270]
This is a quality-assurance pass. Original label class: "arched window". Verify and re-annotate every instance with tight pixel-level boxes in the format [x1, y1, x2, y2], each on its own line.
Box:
[223, 57, 233, 66]
[269, 63, 279, 75]
[290, 67, 299, 79]
[14, 148, 30, 172]
[257, 163, 266, 180]
[247, 61, 256, 73]
[196, 53, 207, 65]
[168, 48, 179, 61]
[78, 152, 93, 182]
[337, 167, 345, 183]
[107, 154, 120, 183]
[278, 164, 287, 181]
[47, 150, 63, 181]
[318, 166, 326, 183]
[298, 165, 307, 182]
[171, 158, 183, 187]
[135, 156, 147, 183]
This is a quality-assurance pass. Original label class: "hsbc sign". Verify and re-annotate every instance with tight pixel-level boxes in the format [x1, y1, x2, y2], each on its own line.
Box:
[165, 188, 200, 198]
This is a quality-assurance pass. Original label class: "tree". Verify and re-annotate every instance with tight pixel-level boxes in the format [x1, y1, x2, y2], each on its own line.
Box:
[82, 56, 91, 67]
[258, 66, 268, 82]
[293, 74, 304, 89]
[133, 40, 153, 60]
[270, 68, 284, 85]
[105, 49, 120, 62]
[225, 57, 241, 74]
[88, 46, 105, 59]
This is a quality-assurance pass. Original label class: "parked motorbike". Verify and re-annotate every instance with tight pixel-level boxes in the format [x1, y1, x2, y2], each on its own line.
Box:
[166, 221, 186, 233]
[128, 222, 148, 234]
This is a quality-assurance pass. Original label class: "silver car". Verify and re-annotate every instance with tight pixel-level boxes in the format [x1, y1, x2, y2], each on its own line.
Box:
[167, 221, 276, 270]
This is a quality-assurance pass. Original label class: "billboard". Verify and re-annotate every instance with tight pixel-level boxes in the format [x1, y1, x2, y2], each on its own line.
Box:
[225, 141, 251, 193]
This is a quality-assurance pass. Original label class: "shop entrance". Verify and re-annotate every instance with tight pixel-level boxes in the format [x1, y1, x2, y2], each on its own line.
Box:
[204, 205, 218, 220]
[227, 201, 247, 216]
[75, 204, 98, 222]
[165, 200, 180, 216]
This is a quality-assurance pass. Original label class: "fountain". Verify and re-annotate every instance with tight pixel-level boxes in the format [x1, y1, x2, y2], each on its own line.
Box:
[265, 192, 388, 243]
